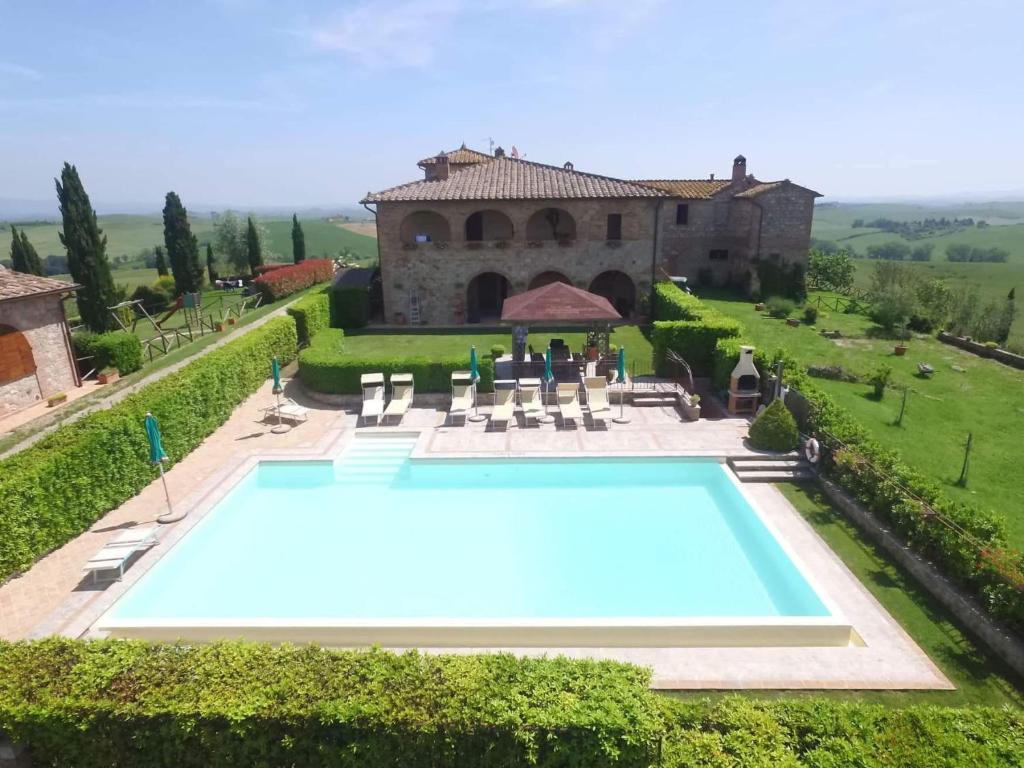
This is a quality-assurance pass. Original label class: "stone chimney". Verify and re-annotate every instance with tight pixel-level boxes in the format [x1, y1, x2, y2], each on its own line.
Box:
[494, 146, 505, 158]
[732, 154, 747, 182]
[432, 154, 450, 181]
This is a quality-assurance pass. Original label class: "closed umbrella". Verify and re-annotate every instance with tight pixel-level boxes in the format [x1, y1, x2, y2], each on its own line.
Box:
[271, 356, 290, 433]
[468, 346, 486, 421]
[146, 413, 182, 523]
[540, 347, 556, 421]
[614, 347, 630, 424]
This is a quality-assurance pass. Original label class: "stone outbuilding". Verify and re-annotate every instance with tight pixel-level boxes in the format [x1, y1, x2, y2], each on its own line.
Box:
[0, 268, 80, 417]
[361, 147, 820, 325]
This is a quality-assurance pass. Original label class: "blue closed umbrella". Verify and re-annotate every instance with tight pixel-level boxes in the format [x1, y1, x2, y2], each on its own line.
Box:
[468, 346, 486, 421]
[271, 356, 283, 394]
[145, 412, 181, 523]
[543, 347, 554, 383]
[617, 347, 627, 384]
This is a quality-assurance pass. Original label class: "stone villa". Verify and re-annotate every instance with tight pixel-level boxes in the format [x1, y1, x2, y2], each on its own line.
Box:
[362, 146, 820, 324]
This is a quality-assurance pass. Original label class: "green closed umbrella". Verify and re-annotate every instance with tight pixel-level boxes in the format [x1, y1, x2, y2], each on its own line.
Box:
[468, 346, 486, 421]
[614, 347, 630, 424]
[616, 347, 627, 384]
[544, 347, 554, 384]
[270, 355, 290, 433]
[145, 412, 181, 523]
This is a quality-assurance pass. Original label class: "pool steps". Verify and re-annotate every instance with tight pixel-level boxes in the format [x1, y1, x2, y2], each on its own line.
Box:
[727, 454, 814, 483]
[334, 435, 418, 484]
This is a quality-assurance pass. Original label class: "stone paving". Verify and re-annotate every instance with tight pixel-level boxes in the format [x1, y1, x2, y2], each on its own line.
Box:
[0, 381, 951, 690]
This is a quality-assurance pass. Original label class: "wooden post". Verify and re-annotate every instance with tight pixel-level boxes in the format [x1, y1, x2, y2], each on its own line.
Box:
[895, 387, 907, 426]
[956, 432, 973, 487]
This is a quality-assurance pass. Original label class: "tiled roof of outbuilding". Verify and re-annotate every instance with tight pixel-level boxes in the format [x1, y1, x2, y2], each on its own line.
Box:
[417, 145, 492, 167]
[0, 268, 78, 303]
[734, 180, 822, 198]
[632, 179, 732, 199]
[364, 156, 667, 203]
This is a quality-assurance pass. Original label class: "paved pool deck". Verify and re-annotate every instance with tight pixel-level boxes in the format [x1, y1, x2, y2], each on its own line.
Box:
[0, 380, 951, 691]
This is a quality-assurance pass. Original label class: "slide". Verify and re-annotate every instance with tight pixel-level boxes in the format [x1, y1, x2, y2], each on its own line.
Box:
[156, 296, 183, 329]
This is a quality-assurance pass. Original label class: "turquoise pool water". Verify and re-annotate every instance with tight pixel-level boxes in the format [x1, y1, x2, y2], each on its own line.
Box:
[110, 439, 829, 621]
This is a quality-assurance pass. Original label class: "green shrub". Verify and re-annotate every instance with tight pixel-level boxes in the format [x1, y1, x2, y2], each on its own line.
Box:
[803, 305, 818, 324]
[652, 281, 703, 321]
[0, 317, 297, 582]
[756, 260, 806, 300]
[867, 364, 892, 398]
[74, 330, 143, 374]
[748, 398, 798, 452]
[287, 287, 330, 345]
[298, 329, 494, 394]
[130, 284, 170, 314]
[766, 296, 795, 318]
[330, 286, 371, 328]
[490, 344, 505, 359]
[153, 274, 177, 296]
[651, 315, 742, 376]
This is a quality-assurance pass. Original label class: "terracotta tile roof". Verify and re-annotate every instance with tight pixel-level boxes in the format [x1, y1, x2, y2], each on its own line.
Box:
[364, 157, 667, 203]
[417, 145, 492, 167]
[500, 281, 621, 323]
[0, 268, 78, 303]
[632, 179, 732, 199]
[734, 180, 823, 198]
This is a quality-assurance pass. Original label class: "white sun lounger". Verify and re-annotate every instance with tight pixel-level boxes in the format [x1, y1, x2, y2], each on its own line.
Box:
[449, 371, 474, 425]
[584, 376, 612, 428]
[83, 525, 159, 583]
[556, 382, 583, 428]
[383, 373, 414, 425]
[518, 377, 547, 426]
[489, 381, 517, 431]
[265, 397, 309, 424]
[360, 372, 385, 426]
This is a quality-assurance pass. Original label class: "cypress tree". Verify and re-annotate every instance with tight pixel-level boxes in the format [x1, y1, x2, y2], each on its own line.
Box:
[9, 225, 26, 273]
[56, 163, 118, 332]
[206, 243, 218, 283]
[162, 191, 204, 294]
[246, 216, 263, 274]
[154, 246, 169, 277]
[291, 213, 306, 264]
[19, 230, 44, 276]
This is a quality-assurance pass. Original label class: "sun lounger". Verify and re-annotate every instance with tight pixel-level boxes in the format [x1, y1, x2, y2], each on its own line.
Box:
[383, 373, 414, 425]
[489, 381, 517, 430]
[265, 397, 309, 424]
[518, 377, 546, 426]
[584, 376, 612, 428]
[360, 373, 385, 426]
[556, 382, 582, 427]
[449, 371, 474, 425]
[82, 525, 159, 583]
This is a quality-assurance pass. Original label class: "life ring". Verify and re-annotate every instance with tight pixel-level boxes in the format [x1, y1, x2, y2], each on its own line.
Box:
[804, 436, 821, 464]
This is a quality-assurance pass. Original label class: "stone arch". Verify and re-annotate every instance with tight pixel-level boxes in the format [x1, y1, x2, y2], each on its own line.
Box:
[466, 271, 511, 322]
[526, 207, 577, 241]
[589, 271, 636, 318]
[528, 270, 572, 290]
[399, 210, 451, 245]
[465, 210, 514, 241]
[0, 324, 36, 384]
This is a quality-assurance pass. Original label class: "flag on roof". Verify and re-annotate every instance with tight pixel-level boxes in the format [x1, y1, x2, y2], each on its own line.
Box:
[510, 145, 520, 159]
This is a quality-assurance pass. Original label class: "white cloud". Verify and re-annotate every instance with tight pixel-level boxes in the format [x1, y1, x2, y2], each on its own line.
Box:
[0, 61, 42, 81]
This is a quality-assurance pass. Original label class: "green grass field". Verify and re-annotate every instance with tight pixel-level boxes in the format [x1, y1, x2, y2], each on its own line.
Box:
[702, 293, 1024, 550]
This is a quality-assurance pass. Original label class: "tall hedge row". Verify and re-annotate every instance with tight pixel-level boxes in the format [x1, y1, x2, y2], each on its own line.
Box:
[287, 286, 331, 345]
[330, 285, 371, 329]
[0, 316, 297, 582]
[73, 330, 144, 374]
[650, 282, 743, 375]
[652, 282, 704, 321]
[1, 639, 1022, 768]
[298, 329, 495, 394]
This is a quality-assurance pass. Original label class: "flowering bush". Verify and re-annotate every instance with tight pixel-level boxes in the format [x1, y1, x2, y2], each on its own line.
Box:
[253, 263, 290, 276]
[253, 259, 334, 302]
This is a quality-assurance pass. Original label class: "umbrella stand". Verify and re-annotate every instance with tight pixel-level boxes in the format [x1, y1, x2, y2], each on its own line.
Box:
[155, 462, 185, 524]
[271, 388, 291, 434]
[613, 347, 630, 424]
[468, 384, 488, 422]
[468, 346, 487, 422]
[538, 379, 555, 424]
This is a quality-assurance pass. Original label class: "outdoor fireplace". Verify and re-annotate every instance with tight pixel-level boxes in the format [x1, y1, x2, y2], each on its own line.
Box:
[727, 345, 761, 416]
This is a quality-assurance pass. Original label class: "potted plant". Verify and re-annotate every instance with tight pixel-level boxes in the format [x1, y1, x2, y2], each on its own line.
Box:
[214, 319, 226, 332]
[227, 316, 237, 325]
[585, 330, 600, 360]
[868, 364, 892, 399]
[47, 392, 68, 407]
[754, 302, 765, 311]
[97, 367, 119, 385]
[682, 393, 701, 421]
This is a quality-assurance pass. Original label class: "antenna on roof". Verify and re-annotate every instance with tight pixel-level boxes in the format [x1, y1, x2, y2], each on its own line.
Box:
[488, 136, 494, 155]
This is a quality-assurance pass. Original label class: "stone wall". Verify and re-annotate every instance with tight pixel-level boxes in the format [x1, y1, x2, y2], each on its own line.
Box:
[656, 199, 756, 289]
[0, 296, 77, 417]
[755, 186, 817, 266]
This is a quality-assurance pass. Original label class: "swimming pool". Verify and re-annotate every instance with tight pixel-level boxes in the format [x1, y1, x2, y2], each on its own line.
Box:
[99, 435, 853, 647]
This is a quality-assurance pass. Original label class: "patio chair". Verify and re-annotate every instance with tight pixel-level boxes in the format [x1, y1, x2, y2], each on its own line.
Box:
[584, 376, 612, 429]
[264, 397, 309, 425]
[489, 380, 517, 431]
[383, 373, 414, 425]
[449, 371, 474, 425]
[360, 373, 385, 426]
[556, 382, 582, 428]
[518, 377, 546, 426]
[82, 525, 159, 583]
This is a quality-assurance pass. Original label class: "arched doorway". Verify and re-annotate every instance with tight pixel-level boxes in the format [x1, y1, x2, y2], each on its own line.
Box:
[466, 272, 510, 322]
[589, 271, 636, 318]
[528, 271, 571, 290]
[399, 210, 450, 244]
[0, 325, 36, 385]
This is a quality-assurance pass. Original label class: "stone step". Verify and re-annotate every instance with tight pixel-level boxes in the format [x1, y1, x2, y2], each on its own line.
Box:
[732, 469, 815, 483]
[730, 452, 801, 463]
[729, 459, 805, 471]
[631, 396, 679, 407]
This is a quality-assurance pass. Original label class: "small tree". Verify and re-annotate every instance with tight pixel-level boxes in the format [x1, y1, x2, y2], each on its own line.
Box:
[291, 213, 306, 264]
[162, 191, 204, 294]
[808, 249, 854, 293]
[9, 225, 25, 272]
[154, 246, 169, 277]
[206, 243, 218, 284]
[748, 399, 798, 452]
[213, 210, 248, 272]
[246, 216, 263, 274]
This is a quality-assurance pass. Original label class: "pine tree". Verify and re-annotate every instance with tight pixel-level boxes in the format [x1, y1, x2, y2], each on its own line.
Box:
[246, 216, 263, 274]
[291, 213, 306, 264]
[154, 246, 169, 277]
[56, 163, 118, 332]
[162, 191, 204, 294]
[19, 230, 44, 276]
[206, 243, 218, 284]
[9, 225, 26, 272]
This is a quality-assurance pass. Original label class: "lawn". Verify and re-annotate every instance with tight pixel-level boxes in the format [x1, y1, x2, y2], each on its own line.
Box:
[702, 293, 1024, 549]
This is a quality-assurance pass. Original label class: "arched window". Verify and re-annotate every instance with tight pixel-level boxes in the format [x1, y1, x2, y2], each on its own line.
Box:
[589, 271, 636, 318]
[0, 325, 36, 384]
[526, 208, 577, 241]
[399, 211, 451, 245]
[528, 271, 571, 290]
[464, 210, 514, 241]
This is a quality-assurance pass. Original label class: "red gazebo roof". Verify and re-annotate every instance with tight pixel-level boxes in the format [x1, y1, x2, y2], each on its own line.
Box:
[500, 282, 622, 324]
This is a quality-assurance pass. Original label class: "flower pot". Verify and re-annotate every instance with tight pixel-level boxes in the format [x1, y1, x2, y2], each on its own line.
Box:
[98, 370, 119, 385]
[755, 303, 765, 311]
[586, 346, 599, 361]
[214, 322, 226, 332]
[227, 317, 237, 325]
[894, 345, 908, 356]
[47, 393, 68, 407]
[683, 404, 701, 421]
[786, 318, 800, 327]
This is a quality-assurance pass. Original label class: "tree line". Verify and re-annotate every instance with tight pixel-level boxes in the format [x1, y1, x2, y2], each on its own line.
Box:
[852, 216, 987, 238]
[812, 237, 1011, 264]
[5, 164, 309, 333]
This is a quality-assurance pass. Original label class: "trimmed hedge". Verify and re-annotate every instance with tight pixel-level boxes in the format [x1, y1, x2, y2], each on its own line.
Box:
[0, 639, 664, 768]
[1, 640, 1022, 768]
[0, 316, 297, 582]
[748, 398, 798, 452]
[299, 329, 495, 394]
[650, 283, 743, 375]
[652, 281, 704, 321]
[72, 330, 143, 375]
[287, 286, 331, 345]
[253, 259, 334, 302]
[330, 285, 371, 329]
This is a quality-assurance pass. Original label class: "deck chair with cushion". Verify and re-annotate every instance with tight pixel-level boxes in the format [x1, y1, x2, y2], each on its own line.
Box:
[489, 380, 517, 431]
[449, 371, 474, 425]
[82, 525, 159, 583]
[584, 376, 612, 429]
[265, 397, 309, 425]
[518, 377, 546, 426]
[360, 373, 385, 426]
[556, 382, 583, 428]
[383, 373, 414, 425]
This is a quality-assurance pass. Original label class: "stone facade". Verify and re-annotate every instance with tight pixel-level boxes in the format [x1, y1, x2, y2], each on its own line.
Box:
[0, 294, 78, 417]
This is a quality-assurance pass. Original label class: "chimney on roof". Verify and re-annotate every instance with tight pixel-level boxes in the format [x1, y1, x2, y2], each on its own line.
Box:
[564, 161, 574, 171]
[732, 154, 747, 183]
[494, 146, 505, 158]
[710, 173, 715, 181]
[432, 153, 450, 181]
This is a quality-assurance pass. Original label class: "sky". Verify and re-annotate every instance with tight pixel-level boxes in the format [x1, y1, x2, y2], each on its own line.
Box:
[1, 0, 1023, 211]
